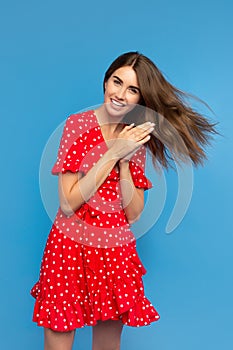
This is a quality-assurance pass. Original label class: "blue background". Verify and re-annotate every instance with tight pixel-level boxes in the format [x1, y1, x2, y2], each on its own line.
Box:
[1, 0, 232, 349]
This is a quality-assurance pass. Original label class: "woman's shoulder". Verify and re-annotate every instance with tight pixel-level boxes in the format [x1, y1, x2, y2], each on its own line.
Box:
[61, 110, 98, 142]
[66, 109, 97, 127]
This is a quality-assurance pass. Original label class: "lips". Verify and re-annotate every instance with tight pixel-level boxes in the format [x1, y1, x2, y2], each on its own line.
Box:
[111, 99, 126, 107]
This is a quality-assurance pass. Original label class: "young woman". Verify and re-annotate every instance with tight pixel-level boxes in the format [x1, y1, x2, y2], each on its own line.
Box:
[31, 52, 216, 350]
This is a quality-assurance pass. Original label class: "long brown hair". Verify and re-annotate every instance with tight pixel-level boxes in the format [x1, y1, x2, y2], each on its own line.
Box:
[103, 51, 217, 168]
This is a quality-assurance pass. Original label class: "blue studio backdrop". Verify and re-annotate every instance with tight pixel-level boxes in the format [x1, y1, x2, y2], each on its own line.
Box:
[1, 1, 232, 349]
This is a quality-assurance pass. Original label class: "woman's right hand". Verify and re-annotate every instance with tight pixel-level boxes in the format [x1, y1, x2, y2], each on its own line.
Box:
[58, 121, 154, 216]
[110, 121, 155, 159]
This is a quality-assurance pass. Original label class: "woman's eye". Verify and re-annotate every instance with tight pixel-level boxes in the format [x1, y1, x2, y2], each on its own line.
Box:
[129, 88, 139, 94]
[113, 79, 121, 85]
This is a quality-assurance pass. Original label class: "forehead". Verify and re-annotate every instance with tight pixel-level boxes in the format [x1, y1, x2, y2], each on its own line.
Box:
[111, 66, 139, 86]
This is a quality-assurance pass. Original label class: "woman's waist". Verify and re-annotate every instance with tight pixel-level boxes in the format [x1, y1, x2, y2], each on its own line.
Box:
[53, 206, 134, 247]
[55, 203, 128, 227]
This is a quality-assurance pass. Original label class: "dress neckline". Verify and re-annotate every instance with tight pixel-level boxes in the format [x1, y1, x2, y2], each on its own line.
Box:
[91, 109, 120, 174]
[91, 109, 126, 147]
[92, 109, 109, 148]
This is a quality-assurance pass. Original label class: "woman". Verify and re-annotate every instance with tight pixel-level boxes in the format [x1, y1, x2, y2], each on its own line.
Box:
[31, 52, 216, 350]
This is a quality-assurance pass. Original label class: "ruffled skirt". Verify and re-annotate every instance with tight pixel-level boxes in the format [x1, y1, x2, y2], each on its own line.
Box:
[31, 225, 160, 331]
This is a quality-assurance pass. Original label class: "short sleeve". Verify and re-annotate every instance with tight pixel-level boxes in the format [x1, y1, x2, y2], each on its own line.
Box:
[129, 146, 153, 190]
[51, 114, 85, 175]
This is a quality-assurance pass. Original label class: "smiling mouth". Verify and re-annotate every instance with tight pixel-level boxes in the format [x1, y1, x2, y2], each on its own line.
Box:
[111, 99, 126, 107]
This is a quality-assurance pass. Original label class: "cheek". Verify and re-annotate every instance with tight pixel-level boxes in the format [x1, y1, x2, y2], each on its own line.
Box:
[104, 81, 109, 93]
[104, 87, 113, 101]
[130, 94, 140, 105]
[103, 83, 110, 101]
[104, 81, 114, 96]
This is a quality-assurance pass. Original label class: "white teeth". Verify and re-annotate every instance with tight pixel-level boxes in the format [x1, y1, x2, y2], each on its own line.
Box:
[111, 99, 125, 107]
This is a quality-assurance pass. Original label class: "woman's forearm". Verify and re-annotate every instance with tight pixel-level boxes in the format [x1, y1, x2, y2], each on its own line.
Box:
[59, 122, 153, 216]
[59, 149, 120, 215]
[119, 161, 144, 224]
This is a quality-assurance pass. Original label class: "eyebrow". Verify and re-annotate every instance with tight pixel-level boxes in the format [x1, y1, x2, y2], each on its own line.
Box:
[113, 75, 140, 92]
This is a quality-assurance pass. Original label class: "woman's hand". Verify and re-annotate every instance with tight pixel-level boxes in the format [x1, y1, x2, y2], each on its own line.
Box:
[58, 121, 154, 216]
[111, 121, 155, 163]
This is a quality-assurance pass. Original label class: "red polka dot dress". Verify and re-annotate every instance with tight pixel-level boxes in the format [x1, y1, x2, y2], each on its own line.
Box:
[30, 110, 160, 331]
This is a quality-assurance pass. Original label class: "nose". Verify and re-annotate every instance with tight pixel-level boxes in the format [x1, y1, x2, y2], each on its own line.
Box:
[115, 87, 126, 100]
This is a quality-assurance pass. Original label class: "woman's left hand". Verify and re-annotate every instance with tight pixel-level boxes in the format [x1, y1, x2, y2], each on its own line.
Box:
[119, 122, 154, 164]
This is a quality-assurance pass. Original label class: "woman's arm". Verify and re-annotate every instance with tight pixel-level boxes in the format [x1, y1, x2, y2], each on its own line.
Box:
[59, 148, 120, 216]
[59, 122, 154, 216]
[119, 161, 145, 225]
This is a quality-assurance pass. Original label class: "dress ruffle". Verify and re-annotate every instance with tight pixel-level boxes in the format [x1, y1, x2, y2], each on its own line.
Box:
[31, 230, 160, 331]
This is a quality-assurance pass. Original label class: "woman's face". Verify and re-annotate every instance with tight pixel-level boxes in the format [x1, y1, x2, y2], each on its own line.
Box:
[104, 66, 141, 118]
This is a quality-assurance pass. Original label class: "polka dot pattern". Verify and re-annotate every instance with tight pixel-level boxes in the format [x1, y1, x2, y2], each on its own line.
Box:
[30, 110, 160, 331]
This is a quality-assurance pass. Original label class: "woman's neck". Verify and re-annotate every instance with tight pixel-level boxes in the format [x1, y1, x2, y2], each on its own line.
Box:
[94, 104, 125, 134]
